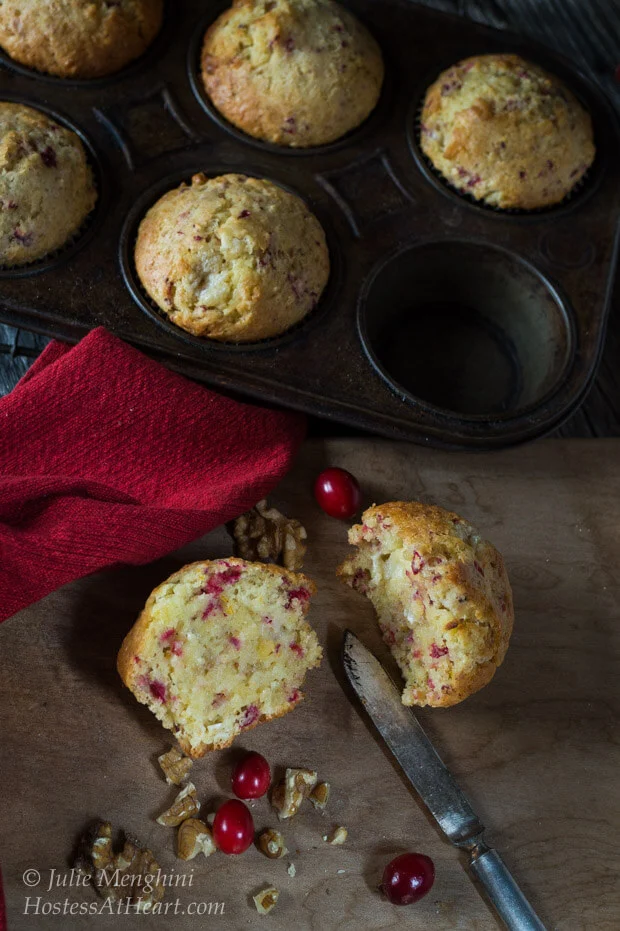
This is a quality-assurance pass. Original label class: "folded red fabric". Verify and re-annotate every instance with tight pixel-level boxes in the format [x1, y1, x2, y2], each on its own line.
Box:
[0, 327, 305, 624]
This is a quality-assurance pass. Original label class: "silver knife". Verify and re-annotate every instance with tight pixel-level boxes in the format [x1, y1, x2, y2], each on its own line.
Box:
[342, 630, 547, 931]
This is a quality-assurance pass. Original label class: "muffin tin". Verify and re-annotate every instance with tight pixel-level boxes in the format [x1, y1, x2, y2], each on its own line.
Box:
[0, 0, 618, 448]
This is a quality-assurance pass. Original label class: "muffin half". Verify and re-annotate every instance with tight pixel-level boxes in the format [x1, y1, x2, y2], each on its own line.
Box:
[0, 0, 163, 79]
[0, 102, 97, 266]
[135, 172, 330, 341]
[118, 559, 322, 757]
[201, 0, 384, 147]
[420, 54, 595, 210]
[337, 502, 514, 707]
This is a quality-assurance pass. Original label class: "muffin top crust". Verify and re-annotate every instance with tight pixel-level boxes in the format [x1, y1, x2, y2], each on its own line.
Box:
[134, 172, 330, 342]
[420, 54, 595, 209]
[0, 102, 97, 266]
[0, 0, 163, 79]
[201, 0, 384, 147]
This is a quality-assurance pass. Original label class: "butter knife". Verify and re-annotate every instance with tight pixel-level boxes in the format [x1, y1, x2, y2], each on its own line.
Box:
[342, 630, 546, 931]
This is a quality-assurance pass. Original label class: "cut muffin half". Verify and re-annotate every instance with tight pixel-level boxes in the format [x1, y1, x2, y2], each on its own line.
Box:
[337, 502, 513, 707]
[118, 559, 321, 756]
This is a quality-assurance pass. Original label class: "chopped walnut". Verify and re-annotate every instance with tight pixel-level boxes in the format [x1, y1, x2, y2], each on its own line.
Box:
[158, 747, 192, 786]
[309, 782, 330, 811]
[231, 499, 307, 571]
[253, 886, 279, 915]
[156, 783, 200, 827]
[257, 828, 288, 859]
[74, 821, 164, 910]
[177, 818, 216, 860]
[324, 826, 348, 846]
[272, 768, 318, 820]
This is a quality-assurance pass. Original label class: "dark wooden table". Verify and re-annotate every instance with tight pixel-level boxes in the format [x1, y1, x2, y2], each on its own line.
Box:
[1, 0, 619, 437]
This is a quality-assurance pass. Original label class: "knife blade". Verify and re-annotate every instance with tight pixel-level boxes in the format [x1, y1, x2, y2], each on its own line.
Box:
[342, 630, 547, 931]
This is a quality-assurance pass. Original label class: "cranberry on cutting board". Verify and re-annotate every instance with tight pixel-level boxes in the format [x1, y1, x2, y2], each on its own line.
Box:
[314, 468, 362, 519]
[212, 799, 255, 855]
[232, 751, 271, 799]
[381, 852, 435, 905]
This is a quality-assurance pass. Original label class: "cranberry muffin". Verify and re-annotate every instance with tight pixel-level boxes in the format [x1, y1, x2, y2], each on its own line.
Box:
[201, 0, 384, 147]
[0, 0, 163, 79]
[118, 559, 322, 757]
[338, 501, 514, 707]
[0, 102, 97, 266]
[134, 172, 330, 342]
[420, 54, 595, 209]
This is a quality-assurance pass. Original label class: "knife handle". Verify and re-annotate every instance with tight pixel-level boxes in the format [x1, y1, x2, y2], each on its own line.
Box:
[468, 847, 547, 931]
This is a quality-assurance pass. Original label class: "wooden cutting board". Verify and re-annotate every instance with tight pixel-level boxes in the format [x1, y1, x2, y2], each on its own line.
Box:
[1, 439, 619, 931]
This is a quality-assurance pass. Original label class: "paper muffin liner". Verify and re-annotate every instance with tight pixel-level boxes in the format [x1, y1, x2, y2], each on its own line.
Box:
[413, 103, 594, 217]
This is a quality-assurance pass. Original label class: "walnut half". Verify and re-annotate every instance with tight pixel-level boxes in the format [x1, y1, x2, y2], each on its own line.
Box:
[324, 826, 348, 846]
[231, 499, 307, 571]
[257, 828, 288, 859]
[177, 819, 216, 860]
[253, 886, 279, 915]
[74, 821, 164, 911]
[309, 782, 330, 811]
[272, 768, 318, 820]
[158, 747, 192, 786]
[156, 783, 200, 827]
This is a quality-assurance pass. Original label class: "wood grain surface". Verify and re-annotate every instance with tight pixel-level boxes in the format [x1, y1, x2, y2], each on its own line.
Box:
[1, 438, 619, 930]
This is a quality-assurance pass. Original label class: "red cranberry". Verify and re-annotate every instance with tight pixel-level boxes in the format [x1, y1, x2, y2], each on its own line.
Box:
[381, 853, 435, 905]
[231, 751, 271, 799]
[212, 800, 254, 854]
[314, 467, 362, 520]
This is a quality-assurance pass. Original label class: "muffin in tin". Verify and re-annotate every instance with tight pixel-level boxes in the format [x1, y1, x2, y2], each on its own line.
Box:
[0, 0, 163, 79]
[201, 0, 384, 148]
[0, 102, 97, 266]
[420, 54, 595, 210]
[134, 173, 330, 342]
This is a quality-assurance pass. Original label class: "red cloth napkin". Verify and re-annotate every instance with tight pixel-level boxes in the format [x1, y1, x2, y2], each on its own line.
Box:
[0, 327, 305, 624]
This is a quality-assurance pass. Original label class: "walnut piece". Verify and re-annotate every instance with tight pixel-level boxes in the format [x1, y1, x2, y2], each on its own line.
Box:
[309, 782, 330, 811]
[253, 886, 279, 915]
[177, 818, 216, 860]
[272, 768, 318, 820]
[257, 828, 288, 859]
[158, 747, 192, 786]
[231, 499, 307, 571]
[74, 821, 164, 910]
[324, 826, 348, 846]
[156, 783, 200, 827]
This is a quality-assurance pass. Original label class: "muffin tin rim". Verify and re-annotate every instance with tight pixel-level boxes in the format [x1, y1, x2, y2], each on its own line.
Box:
[119, 165, 345, 354]
[357, 235, 577, 425]
[0, 92, 107, 279]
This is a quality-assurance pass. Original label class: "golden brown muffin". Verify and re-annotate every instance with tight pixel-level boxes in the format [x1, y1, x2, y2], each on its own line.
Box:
[201, 0, 384, 148]
[135, 172, 330, 342]
[117, 559, 322, 757]
[337, 502, 514, 707]
[0, 102, 97, 266]
[420, 54, 595, 209]
[0, 0, 163, 79]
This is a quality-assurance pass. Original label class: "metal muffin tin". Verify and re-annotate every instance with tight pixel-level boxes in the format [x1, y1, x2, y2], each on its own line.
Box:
[0, 0, 618, 448]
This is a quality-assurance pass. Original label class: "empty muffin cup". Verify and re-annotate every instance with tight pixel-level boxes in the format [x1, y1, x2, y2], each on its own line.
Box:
[358, 240, 573, 419]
